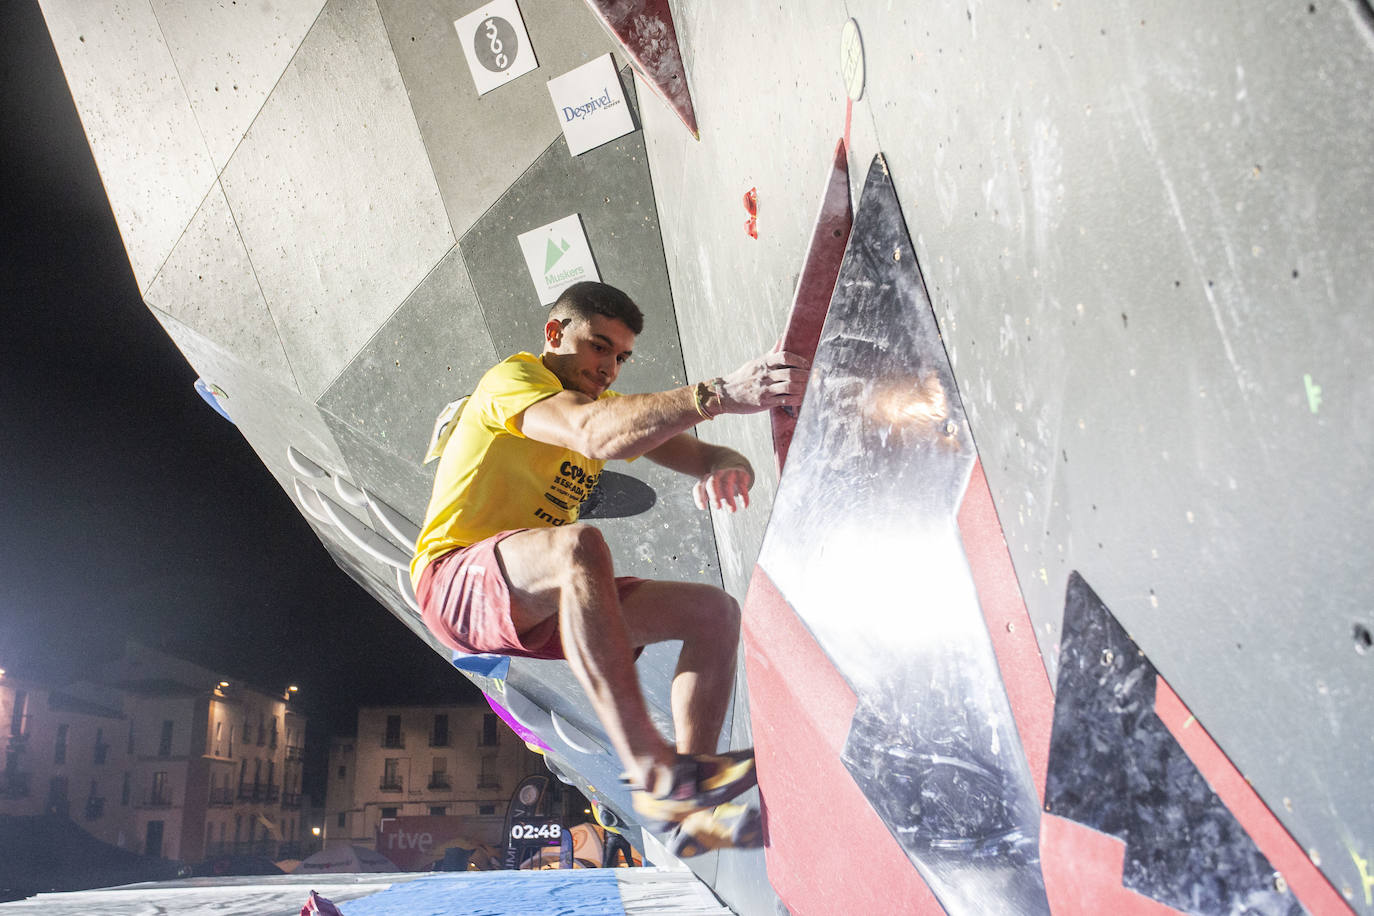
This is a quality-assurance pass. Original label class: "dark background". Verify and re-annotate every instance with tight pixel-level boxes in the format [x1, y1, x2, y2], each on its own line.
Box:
[0, 0, 477, 803]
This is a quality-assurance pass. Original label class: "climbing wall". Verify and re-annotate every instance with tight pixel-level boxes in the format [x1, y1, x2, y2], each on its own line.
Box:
[40, 0, 1374, 913]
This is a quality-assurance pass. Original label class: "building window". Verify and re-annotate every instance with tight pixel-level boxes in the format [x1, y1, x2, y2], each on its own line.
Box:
[478, 804, 496, 816]
[478, 757, 499, 790]
[150, 771, 170, 806]
[46, 776, 69, 817]
[429, 806, 446, 817]
[121, 772, 131, 806]
[381, 758, 402, 792]
[94, 727, 108, 765]
[336, 764, 346, 780]
[8, 691, 27, 737]
[429, 757, 450, 790]
[480, 713, 499, 747]
[127, 722, 135, 755]
[158, 720, 173, 758]
[54, 724, 69, 764]
[215, 721, 223, 756]
[380, 807, 398, 820]
[337, 811, 346, 828]
[383, 715, 403, 749]
[430, 714, 449, 747]
[270, 718, 278, 749]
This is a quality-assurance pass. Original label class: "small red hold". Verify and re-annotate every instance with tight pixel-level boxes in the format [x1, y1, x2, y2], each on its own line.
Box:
[743, 186, 758, 216]
[745, 217, 758, 239]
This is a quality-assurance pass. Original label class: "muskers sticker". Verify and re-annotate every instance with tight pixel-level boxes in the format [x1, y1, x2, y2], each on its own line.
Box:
[454, 0, 538, 96]
[546, 53, 635, 156]
[517, 214, 600, 305]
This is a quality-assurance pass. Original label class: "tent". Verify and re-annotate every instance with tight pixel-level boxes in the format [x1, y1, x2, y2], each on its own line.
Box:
[294, 845, 399, 874]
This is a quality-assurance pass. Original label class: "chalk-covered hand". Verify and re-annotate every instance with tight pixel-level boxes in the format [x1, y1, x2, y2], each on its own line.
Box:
[693, 452, 755, 512]
[712, 349, 810, 415]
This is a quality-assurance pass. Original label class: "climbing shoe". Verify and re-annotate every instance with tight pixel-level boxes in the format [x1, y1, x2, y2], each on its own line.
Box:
[662, 803, 763, 858]
[630, 749, 757, 824]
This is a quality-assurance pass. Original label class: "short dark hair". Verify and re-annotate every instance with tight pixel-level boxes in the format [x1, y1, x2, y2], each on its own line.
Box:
[550, 281, 644, 336]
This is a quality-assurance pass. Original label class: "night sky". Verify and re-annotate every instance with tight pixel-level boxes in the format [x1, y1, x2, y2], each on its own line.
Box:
[0, 0, 476, 799]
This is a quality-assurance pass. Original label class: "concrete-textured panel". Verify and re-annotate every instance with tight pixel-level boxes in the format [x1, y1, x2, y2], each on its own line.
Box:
[319, 409, 436, 536]
[38, 0, 217, 292]
[458, 76, 670, 379]
[220, 0, 454, 402]
[149, 0, 327, 172]
[639, 5, 862, 601]
[840, 1, 1374, 899]
[375, 0, 621, 239]
[144, 181, 299, 393]
[647, 0, 1374, 903]
[148, 306, 351, 521]
[318, 247, 497, 472]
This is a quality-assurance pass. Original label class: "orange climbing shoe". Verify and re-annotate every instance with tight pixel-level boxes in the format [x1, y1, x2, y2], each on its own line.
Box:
[662, 803, 763, 858]
[631, 749, 757, 824]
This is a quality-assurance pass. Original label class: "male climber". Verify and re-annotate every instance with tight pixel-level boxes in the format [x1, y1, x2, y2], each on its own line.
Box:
[410, 281, 808, 853]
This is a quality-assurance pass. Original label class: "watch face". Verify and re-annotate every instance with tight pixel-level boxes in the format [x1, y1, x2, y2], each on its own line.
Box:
[518, 784, 540, 806]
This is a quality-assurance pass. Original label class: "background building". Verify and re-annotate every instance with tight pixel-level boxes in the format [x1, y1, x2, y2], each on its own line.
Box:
[324, 703, 543, 856]
[0, 643, 316, 863]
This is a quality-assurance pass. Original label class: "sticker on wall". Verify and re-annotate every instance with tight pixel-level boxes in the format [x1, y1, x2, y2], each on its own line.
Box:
[517, 214, 600, 305]
[546, 53, 635, 156]
[454, 0, 538, 96]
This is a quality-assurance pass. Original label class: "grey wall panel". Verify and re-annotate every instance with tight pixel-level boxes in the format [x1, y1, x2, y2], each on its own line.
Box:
[457, 75, 663, 370]
[148, 307, 352, 524]
[149, 0, 327, 171]
[647, 0, 1374, 903]
[143, 181, 299, 393]
[839, 1, 1374, 897]
[318, 246, 498, 473]
[375, 0, 621, 239]
[637, 3, 863, 601]
[219, 0, 455, 402]
[38, 0, 218, 292]
[319, 409, 435, 535]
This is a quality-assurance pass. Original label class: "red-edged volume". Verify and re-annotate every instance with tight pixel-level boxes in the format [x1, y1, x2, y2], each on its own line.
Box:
[742, 566, 947, 915]
[771, 140, 852, 473]
[582, 0, 699, 138]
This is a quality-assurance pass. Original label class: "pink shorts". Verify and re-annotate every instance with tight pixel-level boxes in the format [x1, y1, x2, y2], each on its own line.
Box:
[416, 528, 649, 661]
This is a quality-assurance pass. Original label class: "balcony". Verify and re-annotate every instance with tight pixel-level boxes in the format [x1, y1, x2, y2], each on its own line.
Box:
[285, 745, 304, 762]
[379, 780, 403, 793]
[237, 783, 256, 802]
[209, 786, 233, 807]
[281, 791, 303, 809]
[265, 784, 280, 803]
[476, 776, 501, 790]
[84, 796, 106, 820]
[381, 737, 404, 750]
[93, 743, 109, 765]
[144, 790, 173, 808]
[427, 774, 451, 791]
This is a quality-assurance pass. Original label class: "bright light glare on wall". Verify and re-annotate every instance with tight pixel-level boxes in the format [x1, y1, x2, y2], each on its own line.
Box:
[312, 826, 322, 836]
